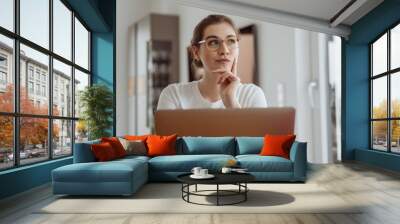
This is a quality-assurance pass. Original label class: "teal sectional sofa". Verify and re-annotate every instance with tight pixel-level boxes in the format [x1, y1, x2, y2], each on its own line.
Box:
[52, 137, 307, 196]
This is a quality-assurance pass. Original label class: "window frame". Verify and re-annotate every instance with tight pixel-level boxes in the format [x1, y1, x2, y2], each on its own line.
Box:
[0, 53, 7, 68]
[0, 0, 92, 171]
[370, 21, 400, 154]
[0, 70, 7, 85]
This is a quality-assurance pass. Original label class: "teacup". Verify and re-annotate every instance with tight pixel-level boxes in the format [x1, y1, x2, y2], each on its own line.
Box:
[199, 168, 208, 176]
[191, 167, 202, 176]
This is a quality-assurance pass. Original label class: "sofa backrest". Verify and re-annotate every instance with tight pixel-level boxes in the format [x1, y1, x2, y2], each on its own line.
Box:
[73, 139, 100, 163]
[235, 137, 264, 155]
[177, 137, 236, 155]
[74, 136, 266, 162]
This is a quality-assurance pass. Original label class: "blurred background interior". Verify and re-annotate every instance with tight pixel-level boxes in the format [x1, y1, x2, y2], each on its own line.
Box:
[119, 0, 344, 164]
[1, 0, 398, 169]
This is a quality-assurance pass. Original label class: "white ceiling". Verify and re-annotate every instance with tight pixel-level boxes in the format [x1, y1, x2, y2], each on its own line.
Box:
[223, 0, 383, 26]
[177, 0, 384, 37]
[225, 0, 352, 23]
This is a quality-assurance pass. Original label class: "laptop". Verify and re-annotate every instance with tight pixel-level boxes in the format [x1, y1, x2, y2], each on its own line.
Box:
[154, 107, 295, 137]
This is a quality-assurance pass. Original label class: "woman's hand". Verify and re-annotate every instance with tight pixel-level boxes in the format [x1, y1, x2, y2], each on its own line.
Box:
[212, 58, 241, 108]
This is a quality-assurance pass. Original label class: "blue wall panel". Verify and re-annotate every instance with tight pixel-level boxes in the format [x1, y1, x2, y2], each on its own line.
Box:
[91, 32, 115, 135]
[66, 0, 110, 32]
[92, 33, 114, 87]
[343, 44, 370, 160]
[0, 158, 72, 199]
[355, 148, 400, 172]
[343, 0, 400, 171]
[91, 0, 116, 135]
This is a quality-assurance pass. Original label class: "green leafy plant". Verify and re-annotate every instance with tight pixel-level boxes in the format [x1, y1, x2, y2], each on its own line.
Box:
[79, 84, 113, 140]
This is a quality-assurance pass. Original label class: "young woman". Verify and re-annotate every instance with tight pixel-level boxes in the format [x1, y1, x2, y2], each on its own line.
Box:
[157, 14, 267, 109]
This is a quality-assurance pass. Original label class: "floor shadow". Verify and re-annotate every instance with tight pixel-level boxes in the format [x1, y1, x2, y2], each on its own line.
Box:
[202, 190, 295, 207]
[54, 184, 299, 204]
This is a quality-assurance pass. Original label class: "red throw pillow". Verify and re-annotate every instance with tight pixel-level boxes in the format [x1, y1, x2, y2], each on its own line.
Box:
[260, 134, 296, 159]
[146, 134, 177, 157]
[91, 142, 117, 161]
[101, 137, 127, 158]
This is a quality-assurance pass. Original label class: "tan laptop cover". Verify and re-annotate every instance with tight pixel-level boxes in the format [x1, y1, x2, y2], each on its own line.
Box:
[154, 107, 295, 137]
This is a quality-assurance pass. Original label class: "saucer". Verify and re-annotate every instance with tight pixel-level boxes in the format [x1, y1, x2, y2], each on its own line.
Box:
[190, 174, 215, 179]
[232, 170, 249, 174]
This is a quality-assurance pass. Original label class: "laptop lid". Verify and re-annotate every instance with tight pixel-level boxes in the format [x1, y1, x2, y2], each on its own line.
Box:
[154, 107, 295, 137]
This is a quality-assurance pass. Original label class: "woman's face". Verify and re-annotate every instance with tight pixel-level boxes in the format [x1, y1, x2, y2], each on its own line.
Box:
[195, 22, 239, 76]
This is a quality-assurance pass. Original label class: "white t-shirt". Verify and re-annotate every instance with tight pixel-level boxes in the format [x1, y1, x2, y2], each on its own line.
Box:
[157, 80, 267, 110]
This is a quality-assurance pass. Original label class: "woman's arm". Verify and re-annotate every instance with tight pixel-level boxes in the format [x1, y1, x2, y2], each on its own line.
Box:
[221, 92, 241, 108]
[216, 58, 241, 108]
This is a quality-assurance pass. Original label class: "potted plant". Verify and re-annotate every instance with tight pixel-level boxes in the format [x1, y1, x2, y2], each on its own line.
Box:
[79, 84, 113, 140]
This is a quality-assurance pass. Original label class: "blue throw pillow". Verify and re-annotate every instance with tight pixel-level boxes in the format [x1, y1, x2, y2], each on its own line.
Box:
[180, 137, 235, 155]
[236, 137, 264, 155]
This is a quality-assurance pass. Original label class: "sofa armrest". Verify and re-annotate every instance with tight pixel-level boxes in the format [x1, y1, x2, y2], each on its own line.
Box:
[73, 140, 100, 163]
[289, 141, 307, 181]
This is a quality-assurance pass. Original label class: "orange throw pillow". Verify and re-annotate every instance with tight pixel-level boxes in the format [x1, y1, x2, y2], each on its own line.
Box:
[101, 137, 127, 158]
[260, 134, 296, 159]
[124, 135, 149, 142]
[91, 142, 117, 161]
[146, 134, 177, 157]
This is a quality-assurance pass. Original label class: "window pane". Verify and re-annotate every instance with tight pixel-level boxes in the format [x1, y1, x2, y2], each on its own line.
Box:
[391, 120, 400, 153]
[0, 34, 14, 112]
[372, 121, 388, 151]
[53, 119, 72, 158]
[372, 77, 387, 119]
[391, 24, 400, 70]
[0, 0, 14, 31]
[75, 120, 88, 143]
[391, 72, 400, 118]
[372, 33, 387, 76]
[0, 116, 13, 170]
[20, 117, 49, 165]
[74, 18, 89, 70]
[53, 59, 72, 117]
[53, 0, 72, 60]
[20, 0, 49, 49]
[20, 44, 49, 115]
[74, 69, 89, 118]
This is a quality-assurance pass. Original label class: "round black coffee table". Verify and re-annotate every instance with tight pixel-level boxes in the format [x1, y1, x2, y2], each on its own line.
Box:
[177, 173, 255, 206]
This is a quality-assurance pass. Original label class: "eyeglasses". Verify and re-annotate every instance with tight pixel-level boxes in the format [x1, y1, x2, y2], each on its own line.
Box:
[198, 37, 239, 51]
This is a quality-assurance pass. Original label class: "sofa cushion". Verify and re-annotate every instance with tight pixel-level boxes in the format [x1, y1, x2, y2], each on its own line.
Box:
[236, 155, 293, 172]
[124, 135, 149, 142]
[236, 137, 263, 155]
[147, 134, 178, 157]
[178, 137, 235, 155]
[260, 134, 296, 159]
[101, 137, 127, 158]
[148, 154, 235, 172]
[91, 142, 118, 161]
[119, 138, 148, 156]
[53, 158, 148, 183]
[115, 155, 150, 163]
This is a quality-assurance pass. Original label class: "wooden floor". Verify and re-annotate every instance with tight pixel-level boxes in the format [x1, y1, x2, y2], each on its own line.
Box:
[1, 162, 400, 224]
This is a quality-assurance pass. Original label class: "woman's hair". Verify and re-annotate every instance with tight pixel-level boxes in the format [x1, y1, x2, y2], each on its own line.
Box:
[191, 14, 239, 68]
